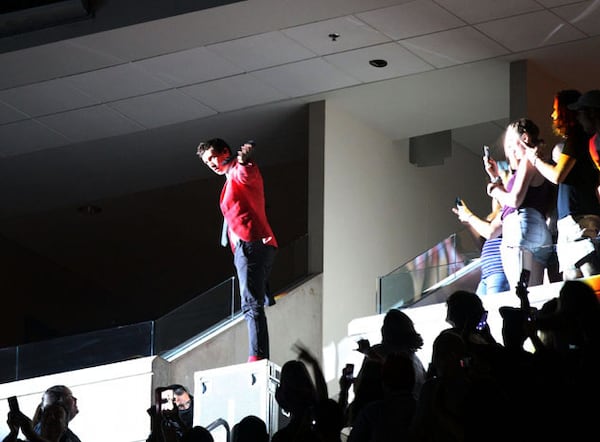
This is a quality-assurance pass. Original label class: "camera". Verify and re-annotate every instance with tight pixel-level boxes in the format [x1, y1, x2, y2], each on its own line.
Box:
[154, 387, 175, 414]
[152, 387, 185, 439]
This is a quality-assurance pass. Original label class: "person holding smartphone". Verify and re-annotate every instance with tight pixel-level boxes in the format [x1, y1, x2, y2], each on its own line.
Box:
[453, 194, 509, 296]
[3, 386, 80, 442]
[485, 118, 555, 289]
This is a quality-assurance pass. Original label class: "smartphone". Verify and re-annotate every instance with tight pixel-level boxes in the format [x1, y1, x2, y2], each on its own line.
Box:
[342, 363, 354, 381]
[483, 145, 490, 160]
[518, 268, 531, 289]
[7, 396, 19, 413]
[475, 311, 488, 331]
[455, 197, 462, 207]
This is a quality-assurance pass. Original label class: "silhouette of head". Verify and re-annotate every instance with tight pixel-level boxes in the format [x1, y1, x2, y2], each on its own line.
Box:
[180, 426, 214, 442]
[381, 309, 424, 351]
[446, 290, 485, 332]
[232, 415, 269, 442]
[275, 360, 316, 414]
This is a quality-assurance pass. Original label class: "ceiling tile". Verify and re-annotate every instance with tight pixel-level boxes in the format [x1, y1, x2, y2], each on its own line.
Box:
[180, 74, 289, 112]
[0, 78, 99, 117]
[65, 63, 170, 103]
[399, 26, 509, 68]
[38, 105, 144, 143]
[207, 31, 317, 71]
[476, 10, 586, 51]
[552, 1, 600, 36]
[0, 119, 69, 157]
[433, 0, 542, 23]
[109, 90, 217, 128]
[357, 0, 465, 40]
[281, 16, 391, 55]
[251, 58, 360, 98]
[135, 47, 244, 87]
[323, 42, 434, 82]
[0, 40, 124, 90]
[0, 101, 28, 125]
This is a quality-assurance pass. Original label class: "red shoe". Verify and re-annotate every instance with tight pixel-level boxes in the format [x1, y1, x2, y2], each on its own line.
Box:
[248, 355, 263, 362]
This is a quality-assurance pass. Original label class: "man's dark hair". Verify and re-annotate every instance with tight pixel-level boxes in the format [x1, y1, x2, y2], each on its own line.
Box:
[197, 138, 230, 155]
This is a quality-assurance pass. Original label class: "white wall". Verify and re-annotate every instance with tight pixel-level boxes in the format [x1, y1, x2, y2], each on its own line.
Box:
[0, 357, 160, 442]
[319, 103, 501, 393]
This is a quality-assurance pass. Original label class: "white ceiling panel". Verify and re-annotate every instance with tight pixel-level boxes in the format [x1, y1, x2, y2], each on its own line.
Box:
[251, 58, 361, 98]
[109, 90, 217, 129]
[433, 0, 542, 24]
[64, 63, 170, 103]
[207, 31, 317, 71]
[476, 10, 586, 52]
[357, 0, 465, 40]
[0, 40, 125, 90]
[0, 101, 28, 125]
[0, 119, 69, 157]
[323, 42, 434, 82]
[281, 16, 391, 56]
[0, 78, 99, 117]
[553, 1, 600, 36]
[135, 47, 245, 87]
[399, 26, 509, 68]
[180, 74, 290, 112]
[38, 105, 144, 142]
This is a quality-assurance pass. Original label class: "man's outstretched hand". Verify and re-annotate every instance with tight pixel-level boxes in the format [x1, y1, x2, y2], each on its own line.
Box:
[237, 142, 255, 164]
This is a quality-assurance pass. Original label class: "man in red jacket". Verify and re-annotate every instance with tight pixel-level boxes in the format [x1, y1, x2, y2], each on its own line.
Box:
[197, 138, 278, 362]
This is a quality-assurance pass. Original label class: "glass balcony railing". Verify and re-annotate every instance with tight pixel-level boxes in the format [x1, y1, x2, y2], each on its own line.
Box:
[0, 235, 309, 384]
[377, 229, 484, 312]
[377, 229, 562, 313]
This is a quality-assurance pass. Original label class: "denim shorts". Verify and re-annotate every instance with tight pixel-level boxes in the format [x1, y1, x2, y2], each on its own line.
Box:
[502, 207, 553, 264]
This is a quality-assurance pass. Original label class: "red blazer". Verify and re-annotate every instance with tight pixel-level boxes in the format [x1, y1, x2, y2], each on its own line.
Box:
[220, 160, 278, 252]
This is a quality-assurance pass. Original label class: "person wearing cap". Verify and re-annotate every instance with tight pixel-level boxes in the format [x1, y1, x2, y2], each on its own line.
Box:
[196, 138, 278, 363]
[568, 89, 600, 170]
[525, 90, 600, 280]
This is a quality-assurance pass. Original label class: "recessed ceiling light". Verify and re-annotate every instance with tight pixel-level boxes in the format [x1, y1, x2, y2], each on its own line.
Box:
[369, 59, 388, 68]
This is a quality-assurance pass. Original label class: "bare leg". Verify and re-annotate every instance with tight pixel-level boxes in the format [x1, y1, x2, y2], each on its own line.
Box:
[501, 245, 521, 291]
[522, 249, 545, 287]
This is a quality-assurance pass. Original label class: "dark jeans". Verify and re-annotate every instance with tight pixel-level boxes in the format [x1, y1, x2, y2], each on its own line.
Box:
[234, 240, 277, 359]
